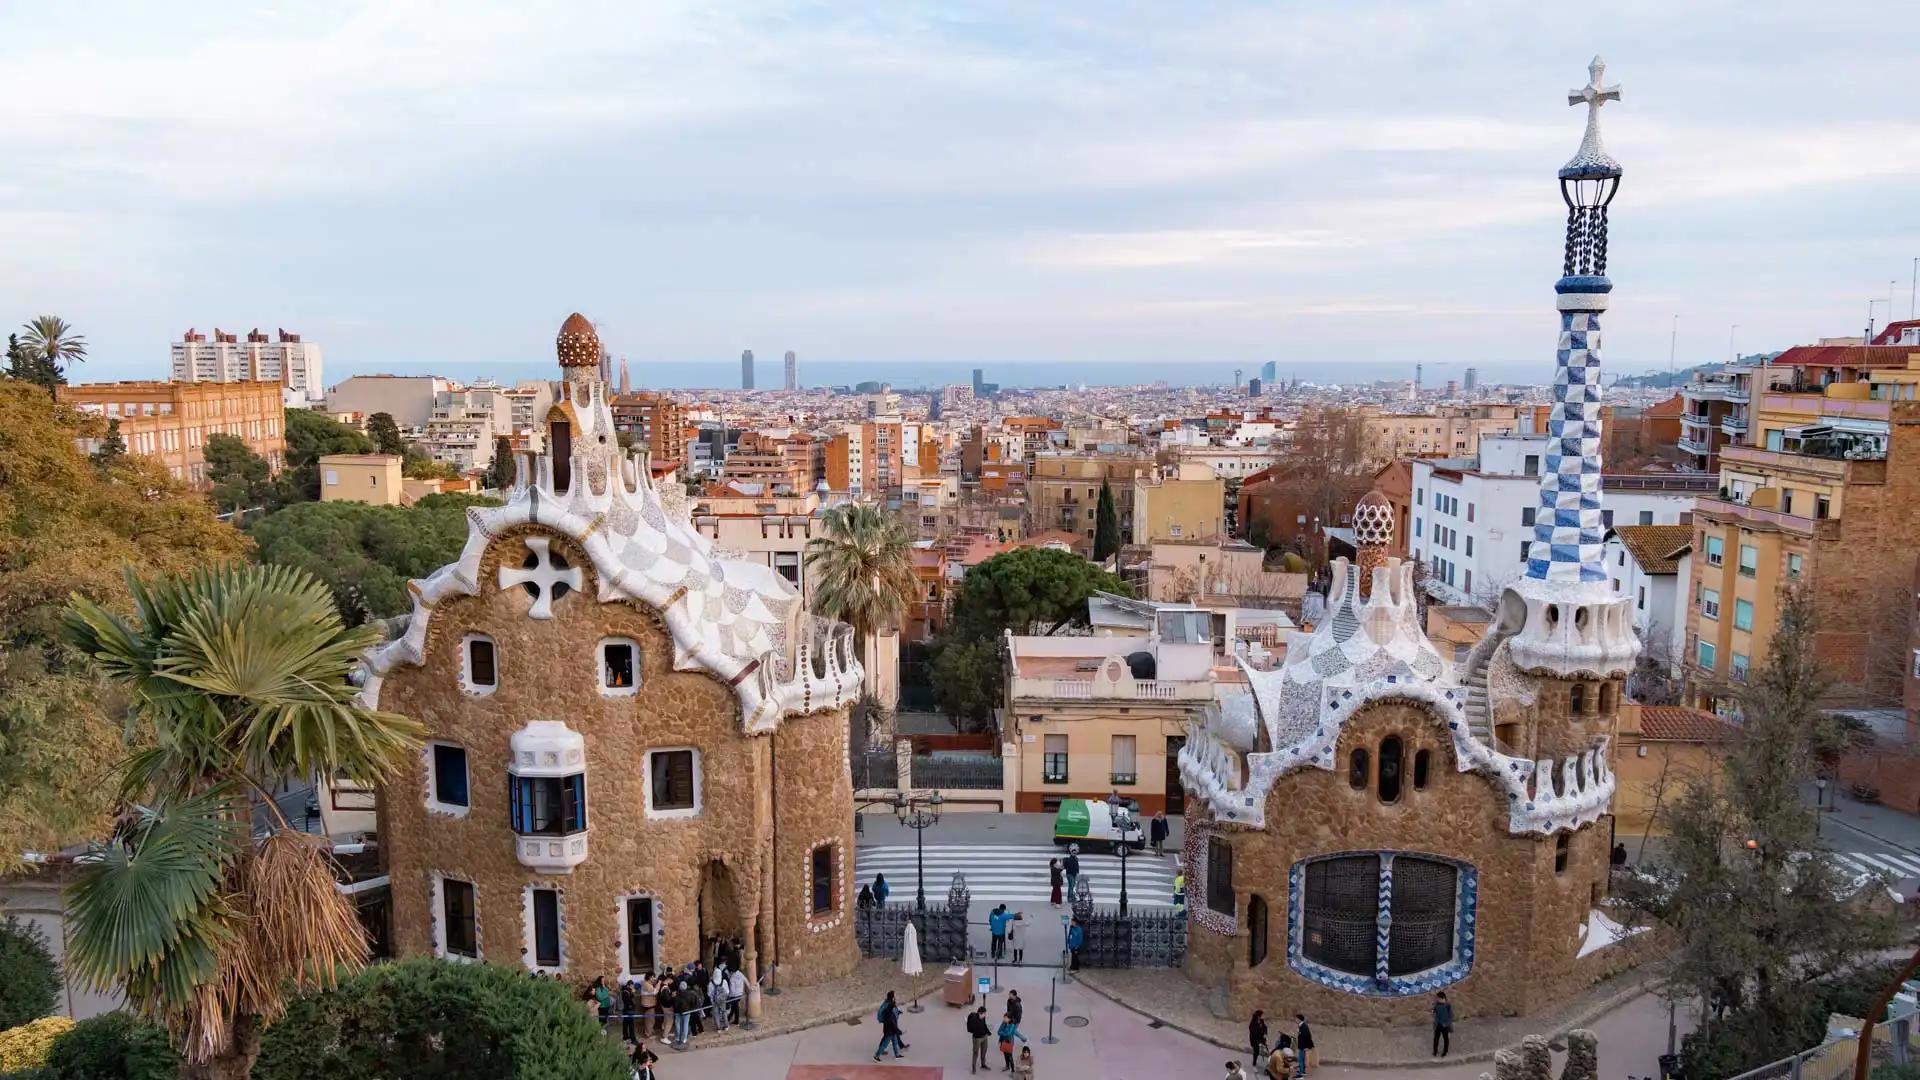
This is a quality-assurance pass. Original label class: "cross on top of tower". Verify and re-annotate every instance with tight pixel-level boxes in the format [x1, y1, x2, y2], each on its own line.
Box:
[1560, 55, 1623, 180]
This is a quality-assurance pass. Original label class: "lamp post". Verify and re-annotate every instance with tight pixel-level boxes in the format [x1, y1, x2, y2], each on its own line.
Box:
[893, 791, 944, 912]
[1116, 838, 1132, 917]
[1815, 777, 1829, 839]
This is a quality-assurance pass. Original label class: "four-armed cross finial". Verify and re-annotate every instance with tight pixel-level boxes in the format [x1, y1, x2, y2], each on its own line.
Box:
[1567, 55, 1622, 120]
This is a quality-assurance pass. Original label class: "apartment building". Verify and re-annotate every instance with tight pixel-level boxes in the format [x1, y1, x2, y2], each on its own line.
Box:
[58, 379, 286, 487]
[1677, 367, 1752, 473]
[1168, 444, 1274, 480]
[502, 381, 556, 452]
[1354, 403, 1523, 461]
[1683, 342, 1920, 712]
[825, 421, 903, 495]
[1131, 461, 1226, 543]
[170, 327, 323, 405]
[1409, 434, 1712, 605]
[324, 374, 451, 429]
[319, 454, 404, 505]
[1005, 595, 1247, 814]
[609, 391, 687, 465]
[720, 432, 813, 495]
[1027, 450, 1156, 542]
[420, 384, 514, 473]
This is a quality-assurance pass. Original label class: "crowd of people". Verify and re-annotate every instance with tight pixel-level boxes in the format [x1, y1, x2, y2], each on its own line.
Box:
[544, 935, 754, 1076]
[873, 986, 1037, 1076]
[1228, 1010, 1317, 1079]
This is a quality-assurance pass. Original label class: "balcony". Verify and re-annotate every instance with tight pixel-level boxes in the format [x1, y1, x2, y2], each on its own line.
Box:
[1682, 382, 1742, 403]
[1695, 497, 1817, 537]
[1720, 415, 1748, 437]
[1009, 675, 1217, 702]
[1676, 435, 1715, 457]
[1719, 445, 1886, 484]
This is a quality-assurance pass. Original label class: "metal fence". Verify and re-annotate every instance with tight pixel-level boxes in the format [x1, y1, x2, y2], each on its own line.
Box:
[910, 753, 1002, 790]
[855, 903, 971, 963]
[1723, 1009, 1917, 1080]
[1066, 907, 1188, 969]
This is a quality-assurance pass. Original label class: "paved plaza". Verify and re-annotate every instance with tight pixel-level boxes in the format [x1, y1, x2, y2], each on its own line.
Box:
[673, 964, 1698, 1079]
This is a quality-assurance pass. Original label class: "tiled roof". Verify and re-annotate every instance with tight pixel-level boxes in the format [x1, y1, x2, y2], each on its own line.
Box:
[1636, 706, 1737, 743]
[1871, 319, 1920, 345]
[1770, 344, 1919, 369]
[1611, 524, 1693, 575]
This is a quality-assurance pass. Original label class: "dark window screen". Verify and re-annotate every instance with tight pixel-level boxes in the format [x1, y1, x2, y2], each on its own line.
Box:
[532, 889, 561, 968]
[1206, 836, 1235, 916]
[1378, 737, 1403, 803]
[468, 638, 496, 686]
[651, 751, 696, 811]
[811, 845, 834, 913]
[551, 420, 573, 492]
[1247, 893, 1269, 968]
[626, 898, 654, 974]
[443, 879, 477, 957]
[1302, 855, 1378, 976]
[432, 745, 469, 807]
[1388, 857, 1458, 975]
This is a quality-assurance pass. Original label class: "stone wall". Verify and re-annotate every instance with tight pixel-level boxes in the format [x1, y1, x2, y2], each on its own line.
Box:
[377, 527, 855, 990]
[1180, 699, 1620, 1026]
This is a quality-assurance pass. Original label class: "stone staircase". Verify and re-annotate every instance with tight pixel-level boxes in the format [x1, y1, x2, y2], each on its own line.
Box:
[1464, 655, 1493, 744]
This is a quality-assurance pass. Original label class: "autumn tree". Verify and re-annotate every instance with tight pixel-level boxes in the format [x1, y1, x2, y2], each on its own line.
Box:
[0, 380, 249, 862]
[1268, 407, 1376, 566]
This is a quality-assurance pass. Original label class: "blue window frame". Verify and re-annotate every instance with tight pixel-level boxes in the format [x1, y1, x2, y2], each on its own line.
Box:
[510, 773, 586, 836]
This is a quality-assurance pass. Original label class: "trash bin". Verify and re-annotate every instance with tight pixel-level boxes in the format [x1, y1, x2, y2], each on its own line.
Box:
[943, 962, 974, 1007]
[1657, 1052, 1680, 1079]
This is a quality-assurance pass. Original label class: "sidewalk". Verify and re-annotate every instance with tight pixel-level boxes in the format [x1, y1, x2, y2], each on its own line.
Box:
[644, 958, 944, 1054]
[1075, 935, 1673, 1068]
[1811, 783, 1920, 854]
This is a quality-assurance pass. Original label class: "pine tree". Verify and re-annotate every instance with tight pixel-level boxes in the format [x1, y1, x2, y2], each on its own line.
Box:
[366, 412, 404, 456]
[485, 435, 515, 490]
[89, 418, 126, 466]
[1093, 479, 1121, 563]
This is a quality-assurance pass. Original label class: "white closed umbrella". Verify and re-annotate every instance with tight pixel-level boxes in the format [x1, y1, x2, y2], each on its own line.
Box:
[900, 920, 923, 976]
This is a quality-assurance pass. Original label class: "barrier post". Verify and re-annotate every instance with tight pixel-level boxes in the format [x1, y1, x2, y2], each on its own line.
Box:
[1040, 978, 1059, 1045]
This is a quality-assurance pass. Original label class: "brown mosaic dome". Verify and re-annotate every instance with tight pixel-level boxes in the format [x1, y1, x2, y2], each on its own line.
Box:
[556, 312, 600, 368]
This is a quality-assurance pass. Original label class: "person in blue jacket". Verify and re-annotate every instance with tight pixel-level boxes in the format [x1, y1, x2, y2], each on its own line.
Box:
[995, 1012, 1027, 1072]
[872, 872, 890, 905]
[1066, 918, 1085, 972]
[988, 905, 1011, 960]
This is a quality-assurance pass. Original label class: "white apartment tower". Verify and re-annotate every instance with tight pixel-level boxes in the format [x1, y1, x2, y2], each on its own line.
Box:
[171, 328, 323, 405]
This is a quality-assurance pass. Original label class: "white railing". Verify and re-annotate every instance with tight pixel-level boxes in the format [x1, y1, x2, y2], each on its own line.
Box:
[1053, 680, 1093, 699]
[1134, 681, 1178, 700]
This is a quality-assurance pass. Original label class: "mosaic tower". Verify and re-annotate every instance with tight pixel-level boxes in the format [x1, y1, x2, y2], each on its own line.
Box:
[1506, 57, 1638, 678]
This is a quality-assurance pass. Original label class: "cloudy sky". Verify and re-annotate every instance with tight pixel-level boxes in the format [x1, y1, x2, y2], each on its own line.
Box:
[4, 2, 1916, 386]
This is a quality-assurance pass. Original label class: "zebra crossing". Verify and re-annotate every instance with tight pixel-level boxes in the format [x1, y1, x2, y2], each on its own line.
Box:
[1831, 849, 1920, 883]
[854, 843, 1180, 908]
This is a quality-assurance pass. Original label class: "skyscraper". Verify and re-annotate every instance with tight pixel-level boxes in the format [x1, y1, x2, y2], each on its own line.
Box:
[1259, 360, 1277, 382]
[1464, 366, 1479, 391]
[783, 350, 797, 391]
[741, 349, 755, 390]
[971, 368, 984, 395]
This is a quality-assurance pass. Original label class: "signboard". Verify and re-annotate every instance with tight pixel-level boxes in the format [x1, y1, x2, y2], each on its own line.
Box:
[977, 977, 992, 999]
[1022, 734, 1036, 743]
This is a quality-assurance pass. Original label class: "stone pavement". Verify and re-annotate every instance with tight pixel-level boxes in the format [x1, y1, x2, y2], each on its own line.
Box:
[665, 964, 1700, 1079]
[1812, 783, 1920, 855]
[1075, 956, 1690, 1070]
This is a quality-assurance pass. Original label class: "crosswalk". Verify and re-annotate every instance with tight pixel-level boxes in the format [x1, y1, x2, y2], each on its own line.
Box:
[854, 843, 1180, 908]
[1832, 849, 1920, 882]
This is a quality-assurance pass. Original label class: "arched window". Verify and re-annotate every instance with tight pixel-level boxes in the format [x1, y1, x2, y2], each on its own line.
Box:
[1412, 749, 1431, 790]
[1554, 833, 1569, 874]
[1295, 854, 1473, 992]
[1247, 894, 1269, 968]
[1348, 748, 1369, 790]
[1568, 683, 1585, 715]
[550, 418, 573, 493]
[1599, 682, 1615, 713]
[1378, 737, 1403, 804]
[1300, 855, 1377, 976]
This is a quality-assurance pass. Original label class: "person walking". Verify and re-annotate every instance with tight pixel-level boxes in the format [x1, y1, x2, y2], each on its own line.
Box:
[1008, 916, 1024, 964]
[873, 991, 907, 1062]
[1063, 847, 1081, 899]
[996, 1012, 1026, 1072]
[1431, 991, 1453, 1058]
[1293, 1014, 1314, 1076]
[619, 980, 638, 1044]
[989, 904, 1009, 961]
[1150, 810, 1169, 856]
[726, 963, 748, 1023]
[967, 1005, 992, 1073]
[872, 872, 891, 905]
[1048, 858, 1064, 906]
[1014, 1045, 1035, 1079]
[1065, 920, 1085, 972]
[708, 964, 730, 1031]
[1248, 1009, 1268, 1065]
[858, 882, 876, 909]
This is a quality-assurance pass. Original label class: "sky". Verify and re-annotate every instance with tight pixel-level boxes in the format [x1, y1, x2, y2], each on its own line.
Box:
[4, 2, 1918, 388]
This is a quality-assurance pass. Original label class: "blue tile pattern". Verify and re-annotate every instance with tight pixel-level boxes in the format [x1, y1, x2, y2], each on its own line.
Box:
[1286, 851, 1478, 998]
[1525, 293, 1610, 585]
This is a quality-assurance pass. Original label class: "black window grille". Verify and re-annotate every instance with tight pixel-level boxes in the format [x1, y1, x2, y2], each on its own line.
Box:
[1301, 856, 1377, 976]
[1387, 858, 1458, 975]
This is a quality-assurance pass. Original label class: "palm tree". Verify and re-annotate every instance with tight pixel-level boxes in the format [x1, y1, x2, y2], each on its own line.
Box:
[804, 502, 915, 690]
[63, 564, 422, 1079]
[20, 315, 86, 386]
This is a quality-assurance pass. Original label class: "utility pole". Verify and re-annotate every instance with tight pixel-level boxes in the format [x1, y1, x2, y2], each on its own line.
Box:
[1668, 314, 1679, 384]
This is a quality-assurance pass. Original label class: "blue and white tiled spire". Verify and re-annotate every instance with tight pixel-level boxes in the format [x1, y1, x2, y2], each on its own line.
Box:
[1504, 57, 1639, 680]
[1525, 57, 1622, 587]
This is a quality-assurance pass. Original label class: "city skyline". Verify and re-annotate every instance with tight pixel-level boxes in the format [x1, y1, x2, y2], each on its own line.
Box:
[4, 4, 1917, 386]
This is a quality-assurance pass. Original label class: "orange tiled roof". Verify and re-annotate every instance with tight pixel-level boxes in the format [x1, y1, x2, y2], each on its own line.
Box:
[1611, 524, 1693, 575]
[1636, 706, 1736, 743]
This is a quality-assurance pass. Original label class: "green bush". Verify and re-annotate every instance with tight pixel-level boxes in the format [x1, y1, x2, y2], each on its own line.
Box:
[39, 1012, 176, 1080]
[253, 957, 629, 1080]
[0, 919, 60, 1030]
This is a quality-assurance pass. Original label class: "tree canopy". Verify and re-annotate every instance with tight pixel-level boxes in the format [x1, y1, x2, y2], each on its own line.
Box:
[248, 494, 501, 623]
[948, 546, 1130, 642]
[280, 409, 375, 502]
[252, 958, 632, 1080]
[0, 380, 250, 859]
[1092, 480, 1121, 563]
[0, 917, 59, 1030]
[365, 412, 403, 456]
[204, 434, 275, 517]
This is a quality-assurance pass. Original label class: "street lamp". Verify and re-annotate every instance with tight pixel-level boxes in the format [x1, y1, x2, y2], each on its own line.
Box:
[893, 791, 944, 912]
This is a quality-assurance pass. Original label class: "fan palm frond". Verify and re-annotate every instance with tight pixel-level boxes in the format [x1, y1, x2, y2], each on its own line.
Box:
[804, 503, 915, 641]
